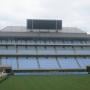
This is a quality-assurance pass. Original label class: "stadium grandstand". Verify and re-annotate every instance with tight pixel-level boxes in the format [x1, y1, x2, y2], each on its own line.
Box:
[0, 19, 90, 75]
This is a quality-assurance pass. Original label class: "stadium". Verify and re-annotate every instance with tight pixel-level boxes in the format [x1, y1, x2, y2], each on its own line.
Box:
[0, 19, 90, 90]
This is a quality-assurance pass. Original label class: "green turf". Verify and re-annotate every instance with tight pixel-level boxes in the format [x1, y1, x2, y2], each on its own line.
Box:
[0, 75, 90, 90]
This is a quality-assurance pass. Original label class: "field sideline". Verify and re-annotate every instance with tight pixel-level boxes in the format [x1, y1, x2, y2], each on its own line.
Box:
[0, 75, 90, 90]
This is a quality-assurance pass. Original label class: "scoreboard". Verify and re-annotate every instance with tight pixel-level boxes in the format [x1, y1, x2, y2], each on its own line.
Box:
[27, 19, 62, 30]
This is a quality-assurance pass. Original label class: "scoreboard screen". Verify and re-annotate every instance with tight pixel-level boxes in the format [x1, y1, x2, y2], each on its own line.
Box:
[27, 19, 62, 30]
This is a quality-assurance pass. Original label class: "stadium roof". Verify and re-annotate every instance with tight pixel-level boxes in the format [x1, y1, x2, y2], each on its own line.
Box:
[0, 26, 86, 34]
[0, 26, 89, 39]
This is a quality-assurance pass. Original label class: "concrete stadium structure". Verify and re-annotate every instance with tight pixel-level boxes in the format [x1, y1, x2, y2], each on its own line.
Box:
[0, 19, 90, 75]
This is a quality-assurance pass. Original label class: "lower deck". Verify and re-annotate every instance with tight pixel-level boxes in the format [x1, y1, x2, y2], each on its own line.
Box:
[0, 57, 90, 70]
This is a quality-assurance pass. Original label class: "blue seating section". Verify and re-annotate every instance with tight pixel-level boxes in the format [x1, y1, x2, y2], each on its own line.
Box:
[39, 57, 59, 69]
[0, 46, 90, 56]
[75, 50, 90, 55]
[56, 47, 74, 55]
[0, 46, 16, 54]
[1, 57, 17, 69]
[77, 58, 90, 69]
[0, 40, 88, 45]
[57, 57, 80, 69]
[18, 57, 38, 69]
[18, 46, 36, 55]
[1, 57, 90, 70]
[37, 46, 55, 55]
[74, 47, 90, 55]
[0, 39, 90, 71]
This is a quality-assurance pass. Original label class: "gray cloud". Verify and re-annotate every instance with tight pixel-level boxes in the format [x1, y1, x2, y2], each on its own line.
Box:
[0, 0, 90, 33]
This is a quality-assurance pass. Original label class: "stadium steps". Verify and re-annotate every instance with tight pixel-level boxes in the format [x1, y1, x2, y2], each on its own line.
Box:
[75, 59, 82, 69]
[56, 59, 62, 69]
[37, 59, 40, 69]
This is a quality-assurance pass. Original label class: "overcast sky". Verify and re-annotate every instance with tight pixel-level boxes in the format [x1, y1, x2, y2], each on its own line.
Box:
[0, 0, 90, 33]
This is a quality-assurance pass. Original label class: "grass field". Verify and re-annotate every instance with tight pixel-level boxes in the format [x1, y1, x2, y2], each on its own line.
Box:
[0, 75, 90, 90]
